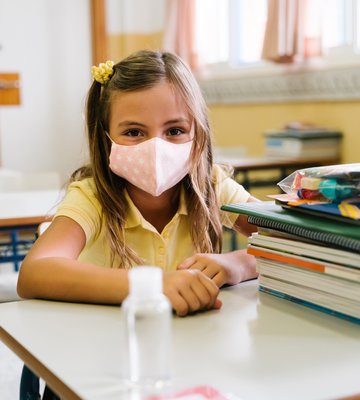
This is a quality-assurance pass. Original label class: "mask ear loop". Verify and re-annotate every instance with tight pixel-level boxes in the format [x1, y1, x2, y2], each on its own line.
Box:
[99, 120, 115, 144]
[105, 130, 115, 144]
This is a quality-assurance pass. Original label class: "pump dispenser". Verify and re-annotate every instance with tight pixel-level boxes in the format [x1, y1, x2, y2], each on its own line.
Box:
[122, 266, 172, 389]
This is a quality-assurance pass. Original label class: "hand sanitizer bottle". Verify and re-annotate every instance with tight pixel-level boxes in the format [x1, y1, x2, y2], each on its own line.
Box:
[122, 266, 172, 390]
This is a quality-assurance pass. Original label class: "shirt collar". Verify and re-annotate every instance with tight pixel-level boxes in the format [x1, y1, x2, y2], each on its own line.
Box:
[124, 185, 188, 229]
[177, 185, 188, 216]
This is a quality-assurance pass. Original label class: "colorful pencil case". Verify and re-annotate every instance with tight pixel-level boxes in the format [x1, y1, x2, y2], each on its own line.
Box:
[277, 163, 360, 202]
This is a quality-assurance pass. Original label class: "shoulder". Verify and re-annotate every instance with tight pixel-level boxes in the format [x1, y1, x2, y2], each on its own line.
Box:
[60, 177, 100, 208]
[66, 177, 98, 198]
[212, 163, 233, 183]
[55, 177, 102, 239]
[212, 163, 250, 203]
[212, 164, 251, 228]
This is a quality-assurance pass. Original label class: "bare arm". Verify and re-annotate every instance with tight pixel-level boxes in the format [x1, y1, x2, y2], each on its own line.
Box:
[233, 194, 259, 237]
[17, 216, 220, 316]
[17, 216, 129, 304]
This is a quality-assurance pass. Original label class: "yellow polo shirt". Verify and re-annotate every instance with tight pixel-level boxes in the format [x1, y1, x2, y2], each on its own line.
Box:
[55, 165, 250, 270]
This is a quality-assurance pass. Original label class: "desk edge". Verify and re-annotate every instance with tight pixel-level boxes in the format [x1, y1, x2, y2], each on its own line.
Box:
[0, 326, 81, 400]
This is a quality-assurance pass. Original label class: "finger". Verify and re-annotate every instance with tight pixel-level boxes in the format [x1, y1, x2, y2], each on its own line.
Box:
[200, 264, 220, 280]
[178, 285, 201, 314]
[187, 260, 207, 271]
[167, 290, 190, 317]
[189, 278, 212, 308]
[213, 298, 223, 310]
[197, 273, 220, 309]
[177, 256, 196, 270]
[211, 271, 227, 288]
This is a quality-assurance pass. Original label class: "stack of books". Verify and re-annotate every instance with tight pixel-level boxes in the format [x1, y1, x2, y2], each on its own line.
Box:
[264, 128, 342, 159]
[221, 201, 360, 324]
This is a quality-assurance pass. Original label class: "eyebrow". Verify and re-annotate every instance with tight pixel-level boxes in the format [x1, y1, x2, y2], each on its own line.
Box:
[117, 118, 191, 128]
[117, 121, 146, 128]
[164, 118, 191, 126]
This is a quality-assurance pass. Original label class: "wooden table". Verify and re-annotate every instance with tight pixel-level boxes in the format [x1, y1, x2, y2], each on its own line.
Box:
[1, 280, 359, 400]
[215, 155, 341, 190]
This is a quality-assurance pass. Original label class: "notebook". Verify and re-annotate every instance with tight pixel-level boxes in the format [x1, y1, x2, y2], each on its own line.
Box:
[221, 201, 360, 253]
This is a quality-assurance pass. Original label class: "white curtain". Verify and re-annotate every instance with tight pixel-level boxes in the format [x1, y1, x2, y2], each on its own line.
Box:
[262, 0, 322, 63]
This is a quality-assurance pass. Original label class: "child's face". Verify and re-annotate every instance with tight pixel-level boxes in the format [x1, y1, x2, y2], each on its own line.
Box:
[108, 82, 194, 146]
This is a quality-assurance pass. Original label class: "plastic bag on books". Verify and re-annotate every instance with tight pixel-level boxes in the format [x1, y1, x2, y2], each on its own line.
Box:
[277, 163, 360, 202]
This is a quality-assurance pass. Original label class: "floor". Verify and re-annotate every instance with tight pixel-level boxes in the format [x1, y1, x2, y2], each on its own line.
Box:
[0, 339, 22, 400]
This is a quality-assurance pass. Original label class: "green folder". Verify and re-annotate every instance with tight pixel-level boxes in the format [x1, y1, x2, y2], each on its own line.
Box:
[221, 201, 360, 253]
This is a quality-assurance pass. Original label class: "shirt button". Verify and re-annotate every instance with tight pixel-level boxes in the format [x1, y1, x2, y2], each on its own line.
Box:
[158, 247, 165, 255]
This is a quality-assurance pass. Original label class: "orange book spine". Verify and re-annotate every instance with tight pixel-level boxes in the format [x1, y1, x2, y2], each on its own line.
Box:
[247, 247, 325, 273]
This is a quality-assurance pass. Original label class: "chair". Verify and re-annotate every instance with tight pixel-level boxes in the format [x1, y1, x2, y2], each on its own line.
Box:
[20, 365, 60, 400]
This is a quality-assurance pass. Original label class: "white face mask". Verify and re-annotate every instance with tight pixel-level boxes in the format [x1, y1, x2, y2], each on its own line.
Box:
[109, 137, 193, 197]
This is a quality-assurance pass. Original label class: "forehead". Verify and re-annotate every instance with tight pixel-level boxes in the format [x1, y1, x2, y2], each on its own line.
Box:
[109, 82, 190, 121]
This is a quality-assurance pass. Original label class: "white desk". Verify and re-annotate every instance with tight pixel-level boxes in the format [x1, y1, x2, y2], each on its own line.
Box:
[0, 189, 63, 225]
[0, 280, 359, 400]
[0, 190, 63, 270]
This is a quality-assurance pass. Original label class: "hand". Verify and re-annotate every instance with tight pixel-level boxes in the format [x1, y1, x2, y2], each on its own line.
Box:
[163, 270, 222, 317]
[177, 250, 258, 288]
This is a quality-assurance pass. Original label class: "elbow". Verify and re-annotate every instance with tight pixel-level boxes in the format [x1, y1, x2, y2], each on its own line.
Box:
[17, 260, 35, 299]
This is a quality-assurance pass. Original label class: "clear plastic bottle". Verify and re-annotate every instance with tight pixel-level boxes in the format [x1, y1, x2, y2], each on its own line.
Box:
[122, 266, 172, 390]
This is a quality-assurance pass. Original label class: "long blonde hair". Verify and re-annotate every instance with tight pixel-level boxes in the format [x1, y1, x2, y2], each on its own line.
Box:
[74, 50, 223, 267]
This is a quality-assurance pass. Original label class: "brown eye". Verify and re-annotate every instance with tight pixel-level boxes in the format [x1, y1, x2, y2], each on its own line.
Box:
[125, 129, 142, 137]
[168, 128, 183, 136]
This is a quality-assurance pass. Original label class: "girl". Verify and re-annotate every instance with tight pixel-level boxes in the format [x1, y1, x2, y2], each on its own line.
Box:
[17, 50, 258, 317]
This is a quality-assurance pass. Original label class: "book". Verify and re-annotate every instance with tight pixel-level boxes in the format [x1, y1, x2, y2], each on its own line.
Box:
[223, 200, 360, 323]
[280, 202, 360, 225]
[249, 232, 360, 269]
[269, 194, 360, 225]
[248, 245, 360, 282]
[256, 258, 360, 301]
[265, 129, 343, 140]
[221, 201, 360, 253]
[265, 138, 341, 159]
[265, 128, 342, 158]
[259, 282, 360, 324]
[264, 129, 342, 159]
[247, 246, 360, 283]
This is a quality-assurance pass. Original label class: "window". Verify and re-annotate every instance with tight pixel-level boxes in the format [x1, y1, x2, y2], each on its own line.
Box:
[195, 0, 267, 66]
[195, 0, 230, 64]
[195, 0, 360, 72]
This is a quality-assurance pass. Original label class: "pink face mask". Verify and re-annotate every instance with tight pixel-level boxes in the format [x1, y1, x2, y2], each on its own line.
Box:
[109, 137, 193, 197]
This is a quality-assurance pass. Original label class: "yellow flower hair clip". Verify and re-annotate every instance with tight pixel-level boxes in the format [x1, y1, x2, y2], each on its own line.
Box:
[91, 60, 114, 85]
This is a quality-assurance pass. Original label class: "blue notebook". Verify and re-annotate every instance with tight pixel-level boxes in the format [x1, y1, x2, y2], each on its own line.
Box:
[279, 201, 360, 226]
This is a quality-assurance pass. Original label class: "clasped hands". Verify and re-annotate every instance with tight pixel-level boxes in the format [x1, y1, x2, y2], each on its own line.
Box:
[163, 250, 250, 317]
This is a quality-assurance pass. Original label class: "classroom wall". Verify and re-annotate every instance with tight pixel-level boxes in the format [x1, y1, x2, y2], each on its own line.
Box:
[105, 0, 164, 61]
[0, 0, 91, 183]
[209, 101, 360, 164]
[0, 0, 358, 188]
